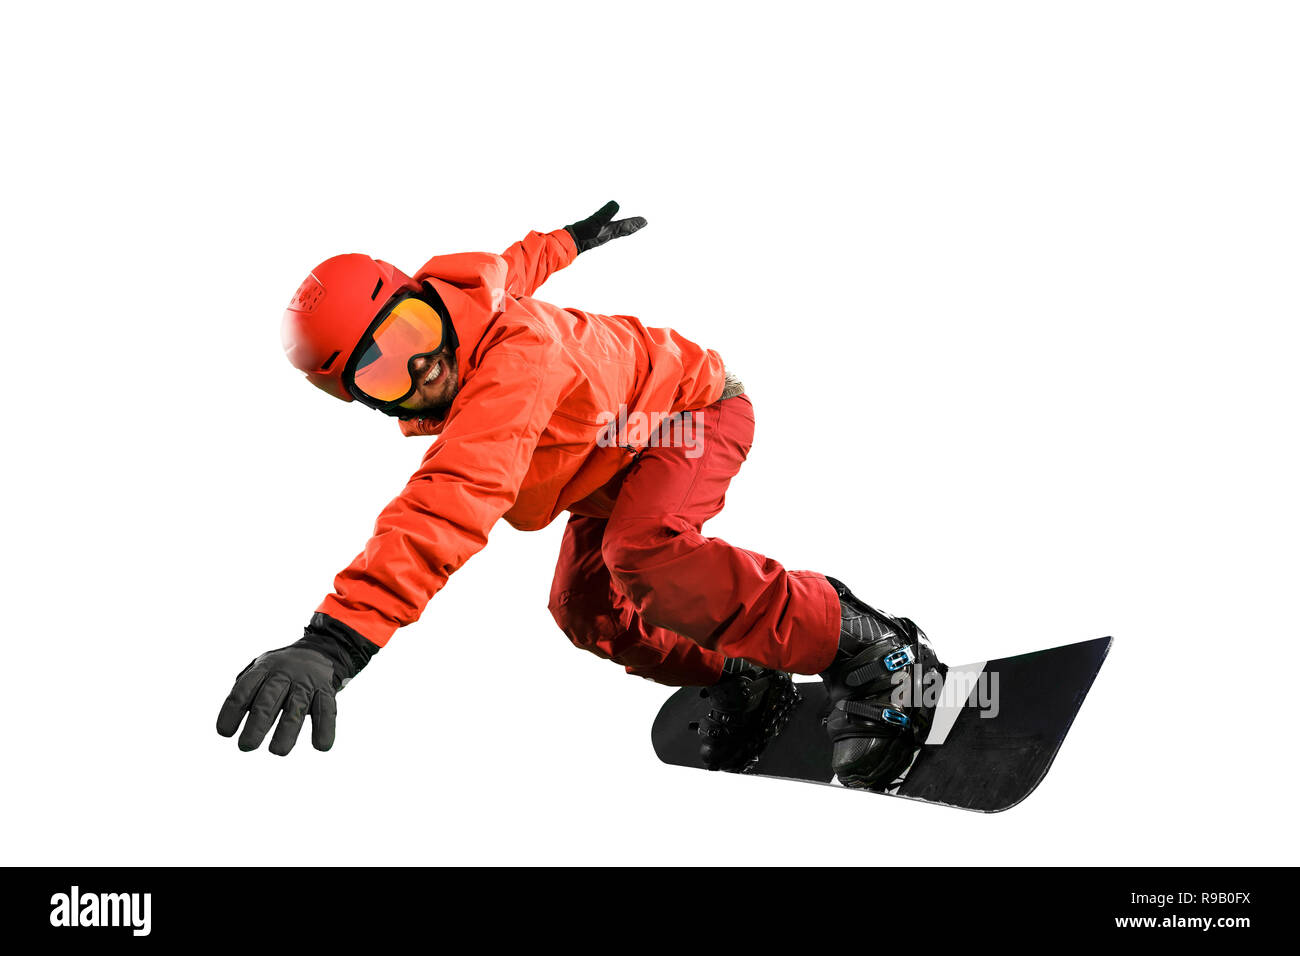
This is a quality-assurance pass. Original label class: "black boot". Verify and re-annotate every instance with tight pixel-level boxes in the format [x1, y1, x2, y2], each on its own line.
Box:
[820, 577, 945, 789]
[693, 659, 801, 772]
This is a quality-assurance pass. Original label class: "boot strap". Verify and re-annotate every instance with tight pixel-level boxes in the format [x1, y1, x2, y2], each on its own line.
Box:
[845, 644, 916, 688]
[835, 698, 911, 730]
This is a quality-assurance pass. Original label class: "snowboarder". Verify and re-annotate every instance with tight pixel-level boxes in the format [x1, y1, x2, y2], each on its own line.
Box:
[216, 202, 944, 787]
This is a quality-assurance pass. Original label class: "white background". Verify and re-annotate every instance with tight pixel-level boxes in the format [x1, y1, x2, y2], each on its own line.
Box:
[1, 1, 1296, 866]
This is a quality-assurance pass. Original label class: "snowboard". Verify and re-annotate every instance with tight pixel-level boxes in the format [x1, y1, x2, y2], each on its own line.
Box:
[651, 635, 1111, 812]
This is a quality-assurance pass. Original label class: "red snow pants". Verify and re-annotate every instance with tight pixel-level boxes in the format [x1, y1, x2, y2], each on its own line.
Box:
[547, 394, 840, 686]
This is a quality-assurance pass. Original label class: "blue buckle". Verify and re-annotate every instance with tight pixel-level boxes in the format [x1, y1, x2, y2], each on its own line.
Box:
[881, 708, 910, 728]
[883, 646, 915, 673]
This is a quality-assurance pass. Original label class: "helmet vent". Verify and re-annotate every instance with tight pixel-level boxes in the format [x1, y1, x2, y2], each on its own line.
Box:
[319, 350, 342, 372]
[370, 279, 384, 300]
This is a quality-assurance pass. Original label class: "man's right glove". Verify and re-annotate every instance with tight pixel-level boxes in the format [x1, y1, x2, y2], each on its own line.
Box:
[565, 200, 647, 254]
[215, 613, 378, 756]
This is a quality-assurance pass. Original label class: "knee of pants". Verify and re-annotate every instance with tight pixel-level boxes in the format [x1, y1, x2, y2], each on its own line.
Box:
[547, 589, 631, 661]
[548, 589, 595, 649]
[546, 586, 567, 626]
[623, 646, 725, 688]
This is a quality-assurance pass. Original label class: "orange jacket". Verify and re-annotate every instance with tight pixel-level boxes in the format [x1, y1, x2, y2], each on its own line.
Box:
[317, 228, 726, 646]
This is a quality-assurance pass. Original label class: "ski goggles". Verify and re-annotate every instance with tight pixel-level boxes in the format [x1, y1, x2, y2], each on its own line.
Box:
[344, 291, 454, 409]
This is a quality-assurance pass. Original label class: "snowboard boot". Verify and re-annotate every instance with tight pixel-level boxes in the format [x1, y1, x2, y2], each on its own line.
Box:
[692, 659, 801, 772]
[820, 577, 946, 790]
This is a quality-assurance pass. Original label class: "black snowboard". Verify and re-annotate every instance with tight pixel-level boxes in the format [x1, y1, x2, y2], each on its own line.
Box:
[652, 636, 1111, 812]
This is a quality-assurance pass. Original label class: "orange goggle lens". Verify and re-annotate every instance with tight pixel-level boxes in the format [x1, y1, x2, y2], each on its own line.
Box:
[350, 296, 447, 403]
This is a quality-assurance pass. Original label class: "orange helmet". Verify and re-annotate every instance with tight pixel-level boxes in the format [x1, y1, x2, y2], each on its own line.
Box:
[281, 253, 425, 403]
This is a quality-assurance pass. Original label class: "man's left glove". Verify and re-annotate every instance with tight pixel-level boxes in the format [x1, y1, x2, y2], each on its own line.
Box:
[215, 612, 379, 755]
[565, 200, 647, 253]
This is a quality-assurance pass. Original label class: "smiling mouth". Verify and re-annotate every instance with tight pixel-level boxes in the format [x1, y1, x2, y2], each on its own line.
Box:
[422, 359, 444, 387]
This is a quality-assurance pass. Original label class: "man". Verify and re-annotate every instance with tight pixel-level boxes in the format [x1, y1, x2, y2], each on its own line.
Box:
[216, 202, 943, 788]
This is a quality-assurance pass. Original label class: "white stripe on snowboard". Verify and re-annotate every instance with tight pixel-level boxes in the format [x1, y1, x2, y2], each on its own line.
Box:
[924, 662, 986, 746]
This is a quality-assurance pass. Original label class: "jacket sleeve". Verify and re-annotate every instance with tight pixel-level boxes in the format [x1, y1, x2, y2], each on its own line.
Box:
[317, 326, 566, 646]
[499, 228, 578, 299]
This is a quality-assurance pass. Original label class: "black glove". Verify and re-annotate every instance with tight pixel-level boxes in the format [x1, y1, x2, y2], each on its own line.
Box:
[565, 200, 647, 254]
[215, 613, 379, 755]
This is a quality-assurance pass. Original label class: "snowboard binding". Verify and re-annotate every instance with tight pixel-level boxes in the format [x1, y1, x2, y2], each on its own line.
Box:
[821, 577, 946, 790]
[691, 661, 801, 773]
